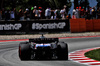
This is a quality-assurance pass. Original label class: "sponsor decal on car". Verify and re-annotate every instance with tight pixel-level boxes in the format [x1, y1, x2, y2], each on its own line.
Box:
[36, 44, 51, 47]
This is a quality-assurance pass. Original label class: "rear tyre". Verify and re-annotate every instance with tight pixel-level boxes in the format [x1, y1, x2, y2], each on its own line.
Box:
[19, 43, 31, 60]
[57, 42, 68, 60]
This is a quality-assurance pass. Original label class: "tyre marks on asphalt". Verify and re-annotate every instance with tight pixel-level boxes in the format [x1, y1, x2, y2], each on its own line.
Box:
[69, 47, 100, 66]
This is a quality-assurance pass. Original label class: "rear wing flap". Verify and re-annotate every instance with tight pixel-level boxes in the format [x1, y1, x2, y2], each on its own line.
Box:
[29, 38, 59, 43]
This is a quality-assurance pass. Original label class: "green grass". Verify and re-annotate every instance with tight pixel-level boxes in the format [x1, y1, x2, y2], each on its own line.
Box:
[85, 49, 100, 61]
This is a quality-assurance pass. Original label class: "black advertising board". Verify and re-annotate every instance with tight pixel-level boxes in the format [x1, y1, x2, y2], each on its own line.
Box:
[0, 21, 25, 31]
[29, 20, 69, 32]
[0, 19, 70, 34]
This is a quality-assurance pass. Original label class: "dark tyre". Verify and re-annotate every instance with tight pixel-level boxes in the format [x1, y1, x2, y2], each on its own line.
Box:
[19, 43, 31, 60]
[20, 42, 28, 44]
[57, 42, 68, 60]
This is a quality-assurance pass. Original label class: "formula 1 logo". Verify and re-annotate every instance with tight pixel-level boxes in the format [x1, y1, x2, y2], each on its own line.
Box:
[32, 22, 66, 30]
[0, 23, 22, 30]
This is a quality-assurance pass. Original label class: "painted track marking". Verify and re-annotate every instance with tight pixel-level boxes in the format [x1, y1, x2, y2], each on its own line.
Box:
[69, 47, 100, 66]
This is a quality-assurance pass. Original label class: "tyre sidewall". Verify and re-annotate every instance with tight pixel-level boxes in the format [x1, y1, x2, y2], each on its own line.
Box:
[57, 42, 68, 60]
[19, 43, 31, 60]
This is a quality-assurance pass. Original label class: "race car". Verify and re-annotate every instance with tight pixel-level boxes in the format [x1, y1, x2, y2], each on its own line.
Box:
[18, 35, 68, 60]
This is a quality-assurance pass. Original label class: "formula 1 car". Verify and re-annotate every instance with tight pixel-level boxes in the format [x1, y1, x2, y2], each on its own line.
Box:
[19, 35, 68, 60]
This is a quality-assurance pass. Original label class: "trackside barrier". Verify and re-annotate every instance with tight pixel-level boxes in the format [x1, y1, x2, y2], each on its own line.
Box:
[86, 19, 100, 32]
[1, 19, 100, 34]
[86, 19, 93, 32]
[93, 19, 100, 32]
[70, 19, 100, 33]
[70, 18, 86, 33]
[0, 20, 70, 34]
[70, 19, 79, 32]
[79, 18, 86, 32]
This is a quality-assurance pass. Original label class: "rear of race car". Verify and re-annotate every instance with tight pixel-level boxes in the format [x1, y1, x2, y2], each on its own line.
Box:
[29, 38, 58, 59]
[19, 38, 68, 60]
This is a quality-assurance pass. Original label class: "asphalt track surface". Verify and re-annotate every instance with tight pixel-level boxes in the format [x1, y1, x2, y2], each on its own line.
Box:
[0, 37, 100, 66]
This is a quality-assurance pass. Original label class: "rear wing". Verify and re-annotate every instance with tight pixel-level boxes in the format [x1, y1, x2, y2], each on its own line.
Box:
[29, 38, 59, 43]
